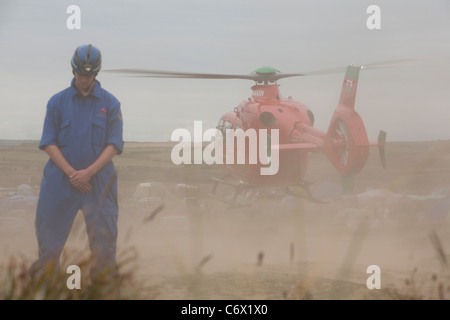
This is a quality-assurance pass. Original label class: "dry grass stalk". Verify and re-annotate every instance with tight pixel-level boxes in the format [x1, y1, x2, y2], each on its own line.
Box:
[0, 246, 146, 300]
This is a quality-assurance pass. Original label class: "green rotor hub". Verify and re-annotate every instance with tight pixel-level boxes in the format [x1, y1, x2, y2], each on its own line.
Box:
[251, 66, 281, 74]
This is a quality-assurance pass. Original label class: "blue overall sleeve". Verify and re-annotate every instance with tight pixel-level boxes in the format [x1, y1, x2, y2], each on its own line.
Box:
[39, 98, 59, 150]
[106, 99, 124, 154]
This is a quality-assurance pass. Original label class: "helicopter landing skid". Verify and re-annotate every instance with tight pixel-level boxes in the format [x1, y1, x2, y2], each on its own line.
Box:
[208, 176, 252, 208]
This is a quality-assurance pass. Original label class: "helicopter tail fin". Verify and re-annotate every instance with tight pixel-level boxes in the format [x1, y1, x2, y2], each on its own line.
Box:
[337, 65, 361, 110]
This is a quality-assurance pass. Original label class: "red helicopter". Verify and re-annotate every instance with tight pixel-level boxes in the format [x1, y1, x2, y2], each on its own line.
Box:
[105, 63, 391, 203]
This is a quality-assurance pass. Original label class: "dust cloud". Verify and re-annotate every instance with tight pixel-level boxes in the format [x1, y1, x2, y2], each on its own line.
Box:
[1, 140, 450, 299]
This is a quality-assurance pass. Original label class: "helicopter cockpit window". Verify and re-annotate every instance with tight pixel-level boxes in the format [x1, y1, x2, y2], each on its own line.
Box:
[216, 119, 224, 130]
[223, 121, 233, 131]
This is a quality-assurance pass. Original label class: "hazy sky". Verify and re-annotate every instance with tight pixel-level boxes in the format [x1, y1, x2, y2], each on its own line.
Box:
[1, 0, 449, 142]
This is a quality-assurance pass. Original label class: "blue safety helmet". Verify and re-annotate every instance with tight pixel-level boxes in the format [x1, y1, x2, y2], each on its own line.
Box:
[71, 44, 102, 76]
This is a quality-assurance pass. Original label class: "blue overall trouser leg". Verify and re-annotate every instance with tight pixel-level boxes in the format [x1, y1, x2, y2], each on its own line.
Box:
[29, 171, 118, 281]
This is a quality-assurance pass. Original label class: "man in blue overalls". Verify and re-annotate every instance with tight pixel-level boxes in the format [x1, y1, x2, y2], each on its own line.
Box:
[30, 44, 124, 282]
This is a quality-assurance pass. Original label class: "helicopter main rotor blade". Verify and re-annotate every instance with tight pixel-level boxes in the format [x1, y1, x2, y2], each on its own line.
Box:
[103, 57, 424, 82]
[102, 69, 259, 80]
[103, 68, 337, 83]
[273, 68, 346, 80]
[277, 58, 424, 79]
[361, 57, 423, 68]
